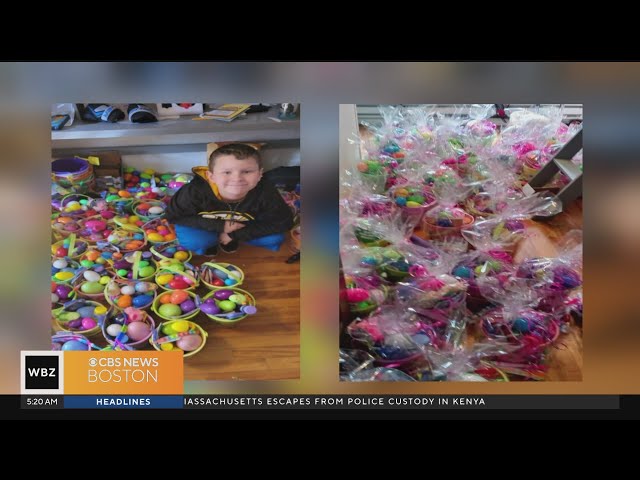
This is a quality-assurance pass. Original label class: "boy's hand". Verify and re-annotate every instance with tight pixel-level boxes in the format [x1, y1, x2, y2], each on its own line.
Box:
[219, 232, 233, 245]
[223, 220, 245, 233]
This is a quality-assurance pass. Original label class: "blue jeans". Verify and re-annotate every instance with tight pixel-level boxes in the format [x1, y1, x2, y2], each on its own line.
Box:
[174, 225, 286, 254]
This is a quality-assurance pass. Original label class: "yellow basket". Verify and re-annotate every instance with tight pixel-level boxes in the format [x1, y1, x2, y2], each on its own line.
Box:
[152, 290, 201, 322]
[53, 300, 109, 336]
[201, 288, 256, 325]
[150, 320, 207, 358]
[199, 262, 244, 290]
[73, 272, 111, 300]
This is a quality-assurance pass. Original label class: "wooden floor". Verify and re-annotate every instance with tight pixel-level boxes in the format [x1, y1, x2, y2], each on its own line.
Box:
[184, 244, 300, 380]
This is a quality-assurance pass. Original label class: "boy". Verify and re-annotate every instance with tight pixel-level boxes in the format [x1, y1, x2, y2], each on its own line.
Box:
[166, 143, 294, 255]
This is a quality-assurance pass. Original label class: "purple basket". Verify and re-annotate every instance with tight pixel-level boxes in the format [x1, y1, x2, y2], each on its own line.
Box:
[52, 158, 90, 177]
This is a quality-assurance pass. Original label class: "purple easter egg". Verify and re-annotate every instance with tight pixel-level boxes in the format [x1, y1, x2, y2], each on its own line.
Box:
[101, 211, 115, 219]
[214, 289, 234, 300]
[180, 300, 196, 313]
[114, 260, 130, 270]
[204, 298, 216, 304]
[67, 319, 83, 329]
[201, 303, 221, 315]
[56, 284, 73, 299]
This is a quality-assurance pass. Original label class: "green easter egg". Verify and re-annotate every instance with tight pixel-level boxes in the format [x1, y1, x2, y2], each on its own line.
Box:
[138, 266, 156, 278]
[407, 195, 425, 204]
[159, 304, 182, 317]
[405, 201, 421, 208]
[218, 300, 235, 312]
[138, 261, 149, 268]
[117, 269, 129, 277]
[140, 173, 151, 179]
[81, 281, 104, 294]
[162, 324, 176, 335]
[106, 195, 120, 202]
[80, 260, 94, 268]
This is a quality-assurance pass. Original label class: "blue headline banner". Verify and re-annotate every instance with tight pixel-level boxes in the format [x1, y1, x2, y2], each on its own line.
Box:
[64, 396, 183, 409]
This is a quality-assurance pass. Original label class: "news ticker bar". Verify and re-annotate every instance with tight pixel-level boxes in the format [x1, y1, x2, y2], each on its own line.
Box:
[20, 395, 620, 410]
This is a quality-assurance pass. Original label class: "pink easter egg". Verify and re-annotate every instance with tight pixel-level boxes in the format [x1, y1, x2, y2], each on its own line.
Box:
[126, 321, 151, 342]
[176, 334, 202, 352]
[81, 318, 97, 330]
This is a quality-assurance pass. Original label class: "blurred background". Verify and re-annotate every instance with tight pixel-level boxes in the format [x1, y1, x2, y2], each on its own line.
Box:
[1, 62, 639, 394]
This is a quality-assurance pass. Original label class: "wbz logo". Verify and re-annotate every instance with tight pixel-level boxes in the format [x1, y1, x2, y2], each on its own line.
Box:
[20, 351, 64, 394]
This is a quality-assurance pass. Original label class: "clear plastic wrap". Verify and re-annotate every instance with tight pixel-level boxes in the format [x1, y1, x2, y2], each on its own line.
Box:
[462, 193, 562, 254]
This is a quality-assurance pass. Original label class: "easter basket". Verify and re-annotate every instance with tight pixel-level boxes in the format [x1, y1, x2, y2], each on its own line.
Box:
[104, 278, 158, 311]
[201, 288, 256, 325]
[113, 251, 157, 281]
[132, 199, 167, 222]
[199, 262, 244, 290]
[141, 218, 176, 246]
[52, 331, 100, 351]
[51, 233, 89, 260]
[150, 319, 207, 358]
[104, 192, 135, 213]
[152, 290, 201, 322]
[53, 299, 110, 336]
[102, 308, 156, 349]
[479, 308, 560, 350]
[155, 264, 200, 291]
[51, 157, 95, 194]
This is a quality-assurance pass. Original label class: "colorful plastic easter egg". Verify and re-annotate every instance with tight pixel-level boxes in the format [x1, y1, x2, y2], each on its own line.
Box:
[218, 300, 235, 312]
[53, 259, 68, 269]
[117, 295, 132, 308]
[83, 270, 101, 283]
[201, 303, 221, 315]
[56, 284, 73, 299]
[62, 340, 88, 351]
[161, 323, 176, 335]
[120, 285, 135, 296]
[106, 324, 123, 337]
[132, 295, 152, 308]
[160, 343, 174, 351]
[127, 322, 151, 342]
[81, 282, 104, 295]
[169, 290, 189, 304]
[177, 334, 202, 351]
[168, 279, 189, 290]
[174, 251, 189, 261]
[51, 293, 59, 303]
[214, 289, 233, 301]
[171, 320, 189, 333]
[139, 266, 156, 278]
[156, 274, 173, 285]
[148, 206, 164, 215]
[81, 318, 97, 330]
[159, 304, 182, 317]
[180, 300, 196, 313]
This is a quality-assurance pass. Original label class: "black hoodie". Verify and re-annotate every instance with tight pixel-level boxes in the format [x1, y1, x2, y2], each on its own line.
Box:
[165, 169, 294, 242]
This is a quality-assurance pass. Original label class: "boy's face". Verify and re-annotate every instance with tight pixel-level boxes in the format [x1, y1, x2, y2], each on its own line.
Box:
[206, 154, 263, 201]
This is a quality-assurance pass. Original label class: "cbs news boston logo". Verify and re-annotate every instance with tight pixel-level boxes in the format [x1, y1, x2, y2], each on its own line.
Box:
[21, 351, 183, 395]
